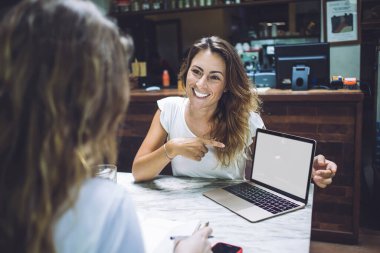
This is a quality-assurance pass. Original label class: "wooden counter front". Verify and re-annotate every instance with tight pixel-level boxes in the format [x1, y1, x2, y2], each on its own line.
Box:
[117, 88, 363, 244]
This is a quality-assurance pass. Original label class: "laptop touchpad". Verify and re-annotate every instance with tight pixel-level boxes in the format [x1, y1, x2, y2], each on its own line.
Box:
[220, 194, 253, 211]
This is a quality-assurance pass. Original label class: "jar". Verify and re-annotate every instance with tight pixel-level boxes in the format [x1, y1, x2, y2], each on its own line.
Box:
[343, 78, 358, 90]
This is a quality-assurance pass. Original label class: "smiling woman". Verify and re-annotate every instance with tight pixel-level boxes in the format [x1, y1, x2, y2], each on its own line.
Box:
[131, 36, 337, 191]
[131, 36, 263, 182]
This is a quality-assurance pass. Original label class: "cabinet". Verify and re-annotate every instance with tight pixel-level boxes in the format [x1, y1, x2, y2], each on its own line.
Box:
[259, 90, 363, 244]
[117, 89, 363, 243]
[360, 0, 380, 230]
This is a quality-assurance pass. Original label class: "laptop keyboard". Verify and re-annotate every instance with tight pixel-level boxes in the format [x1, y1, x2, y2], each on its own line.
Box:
[223, 182, 300, 214]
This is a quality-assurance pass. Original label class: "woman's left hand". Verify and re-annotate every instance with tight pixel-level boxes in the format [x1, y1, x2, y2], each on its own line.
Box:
[312, 154, 337, 188]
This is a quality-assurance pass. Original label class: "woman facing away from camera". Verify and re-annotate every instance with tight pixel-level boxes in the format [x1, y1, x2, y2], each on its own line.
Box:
[132, 36, 337, 187]
[0, 0, 212, 252]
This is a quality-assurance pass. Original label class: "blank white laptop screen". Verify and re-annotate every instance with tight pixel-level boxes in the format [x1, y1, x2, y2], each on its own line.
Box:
[251, 131, 314, 199]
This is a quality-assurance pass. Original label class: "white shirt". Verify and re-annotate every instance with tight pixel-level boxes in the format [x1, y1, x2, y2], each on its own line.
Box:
[54, 178, 145, 253]
[158, 96, 265, 179]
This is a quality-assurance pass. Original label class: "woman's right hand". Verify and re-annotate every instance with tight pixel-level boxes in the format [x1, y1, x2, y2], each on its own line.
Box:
[132, 110, 224, 182]
[174, 227, 213, 253]
[167, 138, 225, 161]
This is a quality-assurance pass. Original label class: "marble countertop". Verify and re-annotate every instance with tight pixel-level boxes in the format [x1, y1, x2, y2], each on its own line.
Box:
[117, 172, 314, 253]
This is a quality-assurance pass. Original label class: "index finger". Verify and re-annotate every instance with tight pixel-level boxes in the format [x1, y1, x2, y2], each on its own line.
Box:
[202, 139, 225, 148]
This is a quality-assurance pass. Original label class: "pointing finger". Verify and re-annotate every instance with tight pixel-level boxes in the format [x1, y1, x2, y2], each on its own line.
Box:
[202, 139, 225, 148]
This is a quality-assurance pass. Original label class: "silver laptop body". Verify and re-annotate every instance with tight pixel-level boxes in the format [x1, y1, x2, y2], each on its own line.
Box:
[203, 128, 316, 222]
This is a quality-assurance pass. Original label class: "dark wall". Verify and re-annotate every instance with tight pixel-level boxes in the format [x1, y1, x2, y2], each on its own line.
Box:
[0, 0, 21, 19]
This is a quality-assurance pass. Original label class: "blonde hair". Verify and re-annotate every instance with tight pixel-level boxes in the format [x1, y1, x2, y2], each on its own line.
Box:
[0, 0, 131, 252]
[179, 36, 261, 166]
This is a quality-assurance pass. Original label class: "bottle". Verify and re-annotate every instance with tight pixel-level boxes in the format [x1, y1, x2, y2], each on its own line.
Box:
[271, 23, 277, 37]
[162, 70, 170, 88]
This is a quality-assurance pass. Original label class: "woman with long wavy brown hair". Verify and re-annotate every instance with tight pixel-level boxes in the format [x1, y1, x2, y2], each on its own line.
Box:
[132, 36, 337, 188]
[0, 1, 213, 252]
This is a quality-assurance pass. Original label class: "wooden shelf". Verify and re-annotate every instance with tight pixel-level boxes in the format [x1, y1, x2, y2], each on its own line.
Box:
[111, 0, 314, 17]
[248, 35, 319, 40]
[362, 20, 380, 31]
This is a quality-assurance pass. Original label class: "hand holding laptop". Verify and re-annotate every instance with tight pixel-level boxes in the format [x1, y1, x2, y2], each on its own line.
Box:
[311, 154, 337, 188]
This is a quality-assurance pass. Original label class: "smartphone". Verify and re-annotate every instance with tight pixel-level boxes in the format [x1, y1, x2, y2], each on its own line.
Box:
[212, 242, 243, 253]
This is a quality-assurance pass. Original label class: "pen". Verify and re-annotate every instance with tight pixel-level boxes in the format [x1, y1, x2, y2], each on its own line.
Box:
[192, 222, 202, 234]
[170, 235, 214, 240]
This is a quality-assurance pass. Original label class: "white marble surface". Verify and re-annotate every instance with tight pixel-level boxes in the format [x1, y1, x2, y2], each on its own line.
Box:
[117, 173, 313, 253]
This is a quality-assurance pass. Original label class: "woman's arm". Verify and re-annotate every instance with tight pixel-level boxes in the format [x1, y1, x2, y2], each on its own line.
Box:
[132, 110, 171, 182]
[132, 110, 225, 182]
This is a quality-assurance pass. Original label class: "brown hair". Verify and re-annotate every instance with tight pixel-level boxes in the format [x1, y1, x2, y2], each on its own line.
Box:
[178, 36, 261, 166]
[0, 0, 131, 252]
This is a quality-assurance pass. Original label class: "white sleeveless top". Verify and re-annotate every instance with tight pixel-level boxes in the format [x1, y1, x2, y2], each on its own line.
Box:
[158, 97, 265, 179]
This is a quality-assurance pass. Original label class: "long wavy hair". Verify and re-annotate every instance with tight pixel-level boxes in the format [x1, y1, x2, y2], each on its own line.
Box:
[179, 36, 261, 166]
[0, 0, 131, 252]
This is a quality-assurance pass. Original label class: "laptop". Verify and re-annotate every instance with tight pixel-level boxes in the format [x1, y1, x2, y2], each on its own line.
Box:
[203, 128, 316, 222]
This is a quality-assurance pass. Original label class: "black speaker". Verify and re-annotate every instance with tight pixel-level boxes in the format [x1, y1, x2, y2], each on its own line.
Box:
[291, 66, 309, 90]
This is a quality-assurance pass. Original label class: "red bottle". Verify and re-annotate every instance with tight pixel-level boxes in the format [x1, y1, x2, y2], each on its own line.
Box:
[162, 70, 170, 87]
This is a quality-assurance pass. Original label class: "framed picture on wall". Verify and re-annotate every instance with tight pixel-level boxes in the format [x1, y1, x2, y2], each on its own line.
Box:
[323, 0, 361, 46]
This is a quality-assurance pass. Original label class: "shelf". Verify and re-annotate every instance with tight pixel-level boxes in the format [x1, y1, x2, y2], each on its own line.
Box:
[250, 35, 319, 40]
[361, 20, 380, 31]
[111, 0, 314, 17]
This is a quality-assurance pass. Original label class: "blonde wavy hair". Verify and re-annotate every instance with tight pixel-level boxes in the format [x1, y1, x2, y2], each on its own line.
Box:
[179, 36, 261, 166]
[0, 0, 131, 252]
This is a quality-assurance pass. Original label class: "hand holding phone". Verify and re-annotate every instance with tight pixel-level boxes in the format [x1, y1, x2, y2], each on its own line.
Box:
[212, 242, 243, 253]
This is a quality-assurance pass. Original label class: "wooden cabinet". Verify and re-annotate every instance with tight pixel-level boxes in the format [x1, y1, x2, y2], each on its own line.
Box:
[360, 0, 380, 231]
[117, 89, 363, 243]
[259, 89, 363, 244]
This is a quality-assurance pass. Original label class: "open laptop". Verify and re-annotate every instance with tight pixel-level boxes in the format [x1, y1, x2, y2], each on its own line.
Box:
[203, 128, 316, 222]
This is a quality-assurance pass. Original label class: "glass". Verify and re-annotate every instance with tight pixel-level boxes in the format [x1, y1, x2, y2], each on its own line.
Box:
[95, 164, 117, 182]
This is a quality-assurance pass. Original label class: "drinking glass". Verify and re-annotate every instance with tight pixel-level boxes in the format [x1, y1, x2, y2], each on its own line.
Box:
[95, 164, 117, 182]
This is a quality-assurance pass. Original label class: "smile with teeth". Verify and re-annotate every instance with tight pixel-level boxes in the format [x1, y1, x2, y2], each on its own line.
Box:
[193, 88, 210, 98]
